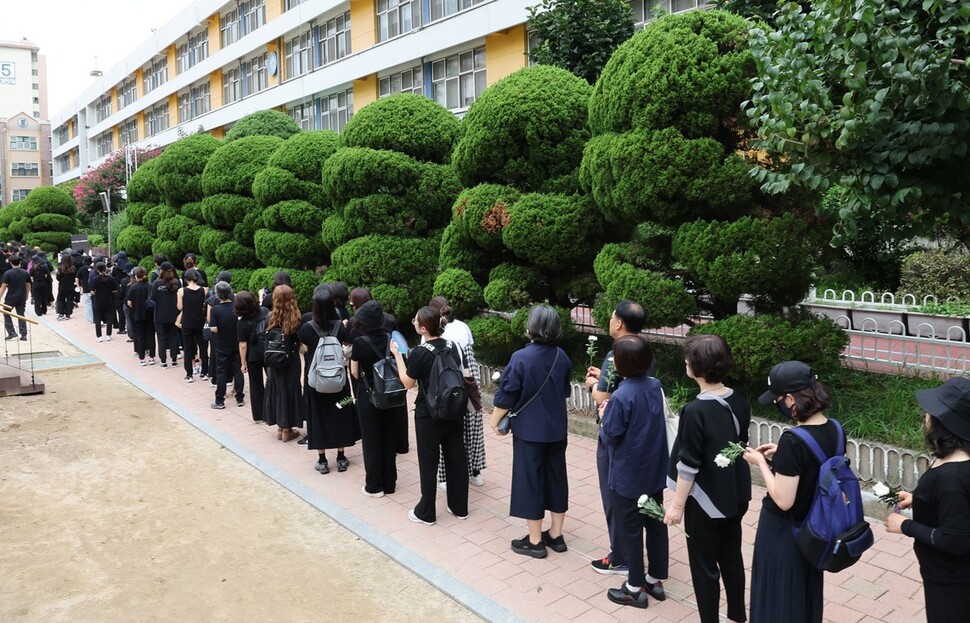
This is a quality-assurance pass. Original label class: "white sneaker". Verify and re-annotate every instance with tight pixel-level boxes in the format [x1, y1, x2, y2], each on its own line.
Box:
[97, 337, 104, 342]
[105, 336, 112, 341]
[447, 507, 468, 520]
[469, 474, 485, 487]
[408, 509, 435, 526]
[361, 486, 385, 498]
[437, 481, 447, 492]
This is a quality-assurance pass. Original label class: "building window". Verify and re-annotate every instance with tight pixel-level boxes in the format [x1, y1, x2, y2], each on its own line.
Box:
[243, 54, 268, 96]
[11, 163, 40, 177]
[11, 189, 30, 201]
[177, 43, 191, 74]
[146, 102, 170, 137]
[285, 0, 307, 8]
[240, 0, 266, 36]
[379, 66, 423, 98]
[318, 12, 351, 66]
[177, 30, 209, 73]
[178, 91, 192, 123]
[55, 125, 69, 146]
[119, 78, 137, 108]
[31, 51, 38, 62]
[431, 0, 484, 21]
[31, 69, 38, 76]
[119, 118, 138, 146]
[221, 8, 240, 47]
[287, 102, 314, 130]
[377, 0, 420, 42]
[284, 30, 313, 79]
[96, 132, 114, 157]
[32, 83, 38, 90]
[143, 57, 168, 94]
[223, 66, 242, 103]
[318, 89, 353, 132]
[16, 118, 28, 128]
[95, 95, 113, 123]
[628, 0, 705, 27]
[10, 136, 38, 150]
[431, 47, 486, 110]
[193, 82, 211, 117]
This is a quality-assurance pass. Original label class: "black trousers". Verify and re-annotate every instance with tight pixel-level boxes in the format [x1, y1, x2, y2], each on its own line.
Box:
[597, 438, 621, 563]
[395, 406, 410, 454]
[684, 498, 748, 623]
[214, 347, 244, 404]
[181, 326, 208, 378]
[612, 489, 668, 586]
[55, 289, 75, 317]
[246, 361, 265, 422]
[132, 319, 155, 359]
[114, 302, 126, 331]
[3, 300, 26, 337]
[413, 415, 467, 522]
[93, 307, 115, 338]
[154, 321, 178, 363]
[357, 382, 398, 494]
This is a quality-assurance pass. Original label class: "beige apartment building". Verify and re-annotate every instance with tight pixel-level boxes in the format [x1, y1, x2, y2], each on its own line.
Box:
[0, 39, 51, 207]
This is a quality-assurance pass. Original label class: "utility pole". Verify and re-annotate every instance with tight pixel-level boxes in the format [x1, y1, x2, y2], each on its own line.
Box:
[98, 190, 110, 256]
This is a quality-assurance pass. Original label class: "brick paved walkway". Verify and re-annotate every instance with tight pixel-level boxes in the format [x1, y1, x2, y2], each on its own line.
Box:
[39, 311, 925, 623]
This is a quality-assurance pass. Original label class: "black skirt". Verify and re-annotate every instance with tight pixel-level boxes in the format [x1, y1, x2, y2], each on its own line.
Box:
[304, 379, 360, 450]
[750, 508, 823, 623]
[262, 354, 304, 429]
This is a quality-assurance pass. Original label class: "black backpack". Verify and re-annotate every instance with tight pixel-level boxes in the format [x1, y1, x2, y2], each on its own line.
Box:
[262, 325, 292, 370]
[422, 340, 467, 421]
[251, 313, 268, 363]
[360, 336, 408, 410]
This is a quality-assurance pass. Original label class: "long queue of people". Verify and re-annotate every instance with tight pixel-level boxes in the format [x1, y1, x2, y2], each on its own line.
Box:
[15, 245, 970, 623]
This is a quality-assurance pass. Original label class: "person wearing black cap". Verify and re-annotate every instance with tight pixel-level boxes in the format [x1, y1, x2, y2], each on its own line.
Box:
[886, 377, 970, 623]
[742, 360, 840, 623]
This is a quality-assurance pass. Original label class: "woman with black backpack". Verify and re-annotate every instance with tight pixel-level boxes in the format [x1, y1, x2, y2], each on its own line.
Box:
[55, 254, 75, 320]
[351, 300, 405, 497]
[300, 284, 359, 474]
[236, 291, 268, 423]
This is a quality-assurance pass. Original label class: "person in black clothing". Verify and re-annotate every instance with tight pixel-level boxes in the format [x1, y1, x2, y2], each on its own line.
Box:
[886, 377, 970, 623]
[236, 291, 268, 422]
[177, 269, 208, 383]
[259, 271, 291, 310]
[300, 284, 359, 475]
[351, 300, 403, 496]
[331, 281, 351, 323]
[0, 255, 30, 340]
[126, 266, 156, 365]
[182, 253, 207, 287]
[55, 254, 76, 320]
[77, 255, 93, 323]
[207, 270, 233, 386]
[148, 261, 180, 368]
[665, 334, 751, 623]
[261, 284, 304, 441]
[209, 281, 244, 409]
[90, 262, 118, 341]
[29, 251, 54, 316]
[390, 306, 468, 526]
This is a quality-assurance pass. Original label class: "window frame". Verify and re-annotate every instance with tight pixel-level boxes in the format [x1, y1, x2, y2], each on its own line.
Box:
[430, 46, 486, 111]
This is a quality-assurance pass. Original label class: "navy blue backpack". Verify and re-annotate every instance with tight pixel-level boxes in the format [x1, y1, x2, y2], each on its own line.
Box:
[790, 419, 875, 572]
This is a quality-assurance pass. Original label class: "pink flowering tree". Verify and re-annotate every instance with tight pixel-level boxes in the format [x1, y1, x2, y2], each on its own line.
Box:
[73, 147, 163, 214]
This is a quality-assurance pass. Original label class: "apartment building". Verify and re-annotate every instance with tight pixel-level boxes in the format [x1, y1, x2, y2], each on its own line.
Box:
[0, 39, 51, 206]
[51, 0, 706, 184]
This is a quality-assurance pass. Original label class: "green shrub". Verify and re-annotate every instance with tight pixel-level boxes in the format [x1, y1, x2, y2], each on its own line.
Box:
[180, 201, 204, 222]
[502, 193, 602, 270]
[198, 227, 232, 260]
[580, 128, 753, 225]
[321, 147, 424, 205]
[510, 304, 579, 353]
[402, 163, 462, 229]
[269, 130, 340, 181]
[321, 213, 350, 252]
[588, 10, 753, 137]
[116, 225, 154, 258]
[330, 235, 438, 308]
[898, 248, 970, 303]
[370, 283, 414, 321]
[341, 94, 461, 164]
[253, 229, 327, 269]
[453, 183, 520, 250]
[215, 240, 258, 268]
[453, 65, 592, 191]
[152, 133, 222, 207]
[25, 231, 71, 252]
[201, 135, 285, 197]
[232, 210, 263, 247]
[342, 194, 428, 238]
[126, 158, 163, 204]
[224, 110, 301, 142]
[7, 216, 29, 241]
[177, 225, 206, 255]
[552, 271, 601, 306]
[142, 205, 177, 234]
[24, 186, 76, 217]
[247, 267, 320, 308]
[483, 263, 545, 309]
[151, 239, 182, 263]
[438, 220, 492, 281]
[201, 194, 259, 229]
[29, 213, 75, 232]
[0, 200, 25, 228]
[433, 268, 484, 318]
[252, 166, 312, 207]
[125, 201, 154, 226]
[274, 200, 326, 233]
[467, 316, 525, 365]
[688, 311, 849, 384]
[595, 263, 696, 329]
[156, 215, 198, 242]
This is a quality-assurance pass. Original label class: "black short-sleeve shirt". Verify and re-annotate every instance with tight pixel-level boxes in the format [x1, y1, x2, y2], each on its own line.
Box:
[405, 337, 461, 419]
[351, 331, 391, 385]
[763, 419, 844, 522]
[1, 267, 30, 305]
[238, 307, 269, 363]
[209, 301, 239, 352]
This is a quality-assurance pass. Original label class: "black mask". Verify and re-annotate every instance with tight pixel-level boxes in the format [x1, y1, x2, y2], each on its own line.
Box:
[775, 398, 795, 421]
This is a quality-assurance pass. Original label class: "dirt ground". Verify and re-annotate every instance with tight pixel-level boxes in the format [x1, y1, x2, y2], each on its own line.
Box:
[0, 362, 481, 623]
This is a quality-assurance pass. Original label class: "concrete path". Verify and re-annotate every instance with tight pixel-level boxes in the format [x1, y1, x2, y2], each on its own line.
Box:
[32, 307, 925, 623]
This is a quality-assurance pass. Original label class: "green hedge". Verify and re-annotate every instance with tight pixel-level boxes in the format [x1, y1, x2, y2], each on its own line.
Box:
[247, 267, 320, 311]
[341, 94, 461, 164]
[126, 158, 163, 204]
[125, 201, 154, 226]
[177, 225, 206, 255]
[142, 205, 177, 234]
[198, 227, 232, 261]
[253, 228, 327, 269]
[269, 130, 340, 182]
[898, 249, 970, 303]
[369, 284, 413, 321]
[201, 135, 285, 197]
[263, 200, 326, 233]
[116, 225, 154, 258]
[452, 65, 592, 192]
[403, 163, 462, 230]
[593, 262, 696, 329]
[152, 133, 222, 207]
[29, 213, 75, 233]
[25, 231, 72, 252]
[24, 186, 76, 217]
[151, 238, 181, 263]
[321, 147, 424, 205]
[156, 215, 198, 242]
[321, 213, 349, 253]
[215, 240, 258, 268]
[342, 194, 427, 239]
[253, 166, 312, 207]
[438, 220, 492, 282]
[453, 183, 520, 251]
[433, 268, 484, 318]
[201, 194, 259, 229]
[467, 315, 525, 365]
[329, 234, 438, 310]
[224, 110, 301, 142]
[483, 263, 546, 310]
[502, 193, 602, 270]
[232, 210, 263, 247]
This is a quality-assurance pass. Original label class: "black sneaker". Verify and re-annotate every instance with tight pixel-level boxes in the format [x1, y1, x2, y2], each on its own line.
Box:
[297, 436, 308, 445]
[645, 580, 666, 601]
[210, 401, 225, 410]
[236, 398, 245, 407]
[511, 536, 548, 559]
[607, 584, 648, 609]
[315, 459, 330, 474]
[591, 556, 629, 575]
[541, 530, 567, 553]
[5, 335, 16, 340]
[336, 457, 349, 472]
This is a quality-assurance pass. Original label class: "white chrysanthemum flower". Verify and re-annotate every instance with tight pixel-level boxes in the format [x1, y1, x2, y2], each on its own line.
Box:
[588, 335, 598, 342]
[714, 454, 731, 468]
[873, 482, 891, 497]
[637, 494, 649, 506]
[491, 371, 501, 382]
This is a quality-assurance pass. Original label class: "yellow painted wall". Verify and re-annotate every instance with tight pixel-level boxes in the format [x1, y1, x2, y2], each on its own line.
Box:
[267, 0, 284, 21]
[484, 24, 528, 86]
[112, 125, 121, 148]
[137, 111, 146, 139]
[135, 69, 145, 98]
[209, 71, 224, 109]
[166, 45, 177, 78]
[168, 93, 178, 127]
[350, 0, 376, 51]
[66, 118, 74, 139]
[211, 127, 225, 140]
[353, 75, 378, 110]
[267, 40, 280, 87]
[207, 14, 221, 53]
[110, 87, 119, 115]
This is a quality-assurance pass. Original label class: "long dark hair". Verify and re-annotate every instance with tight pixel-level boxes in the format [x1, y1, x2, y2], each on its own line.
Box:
[311, 284, 338, 327]
[925, 415, 970, 459]
[415, 306, 445, 337]
[95, 262, 109, 280]
[233, 290, 260, 319]
[161, 267, 178, 291]
[58, 255, 75, 275]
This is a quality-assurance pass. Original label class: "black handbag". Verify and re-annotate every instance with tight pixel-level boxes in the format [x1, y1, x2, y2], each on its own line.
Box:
[497, 350, 559, 434]
[361, 336, 408, 410]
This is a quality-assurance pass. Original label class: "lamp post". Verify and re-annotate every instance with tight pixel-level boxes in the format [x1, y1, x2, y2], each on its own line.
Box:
[98, 190, 110, 256]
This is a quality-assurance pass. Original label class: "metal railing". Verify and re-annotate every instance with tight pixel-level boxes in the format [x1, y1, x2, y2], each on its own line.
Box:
[0, 303, 40, 391]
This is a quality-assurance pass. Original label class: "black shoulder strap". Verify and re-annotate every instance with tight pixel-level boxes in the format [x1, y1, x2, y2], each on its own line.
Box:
[308, 320, 325, 339]
[511, 349, 560, 413]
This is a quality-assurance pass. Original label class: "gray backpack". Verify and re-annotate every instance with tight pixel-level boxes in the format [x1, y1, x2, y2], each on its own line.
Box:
[307, 321, 346, 393]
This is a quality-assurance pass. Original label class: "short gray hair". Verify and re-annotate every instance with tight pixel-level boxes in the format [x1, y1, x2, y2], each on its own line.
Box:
[526, 305, 562, 344]
[215, 281, 233, 301]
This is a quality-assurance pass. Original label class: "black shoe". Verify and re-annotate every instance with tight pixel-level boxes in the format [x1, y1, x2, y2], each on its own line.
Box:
[297, 436, 308, 446]
[336, 457, 349, 472]
[607, 584, 649, 609]
[315, 459, 330, 474]
[210, 401, 225, 410]
[511, 536, 547, 559]
[645, 580, 666, 601]
[19, 336, 26, 341]
[541, 530, 567, 553]
[5, 334, 15, 340]
[236, 398, 245, 407]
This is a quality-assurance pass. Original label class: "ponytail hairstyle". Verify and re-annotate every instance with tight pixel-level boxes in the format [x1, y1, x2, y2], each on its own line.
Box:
[95, 261, 108, 279]
[429, 296, 455, 323]
[131, 266, 147, 282]
[415, 305, 446, 337]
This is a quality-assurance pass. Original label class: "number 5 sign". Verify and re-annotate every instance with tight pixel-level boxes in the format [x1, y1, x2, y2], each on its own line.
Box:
[0, 62, 16, 85]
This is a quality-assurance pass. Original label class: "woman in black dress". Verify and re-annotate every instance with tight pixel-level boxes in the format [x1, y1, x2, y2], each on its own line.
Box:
[126, 266, 156, 365]
[886, 377, 970, 623]
[91, 262, 117, 342]
[177, 269, 208, 383]
[262, 285, 304, 442]
[300, 284, 359, 474]
[236, 291, 269, 423]
[55, 254, 75, 320]
[148, 261, 180, 368]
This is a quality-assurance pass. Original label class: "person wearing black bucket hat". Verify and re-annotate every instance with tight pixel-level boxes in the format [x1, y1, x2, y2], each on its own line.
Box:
[743, 360, 840, 623]
[886, 377, 970, 623]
